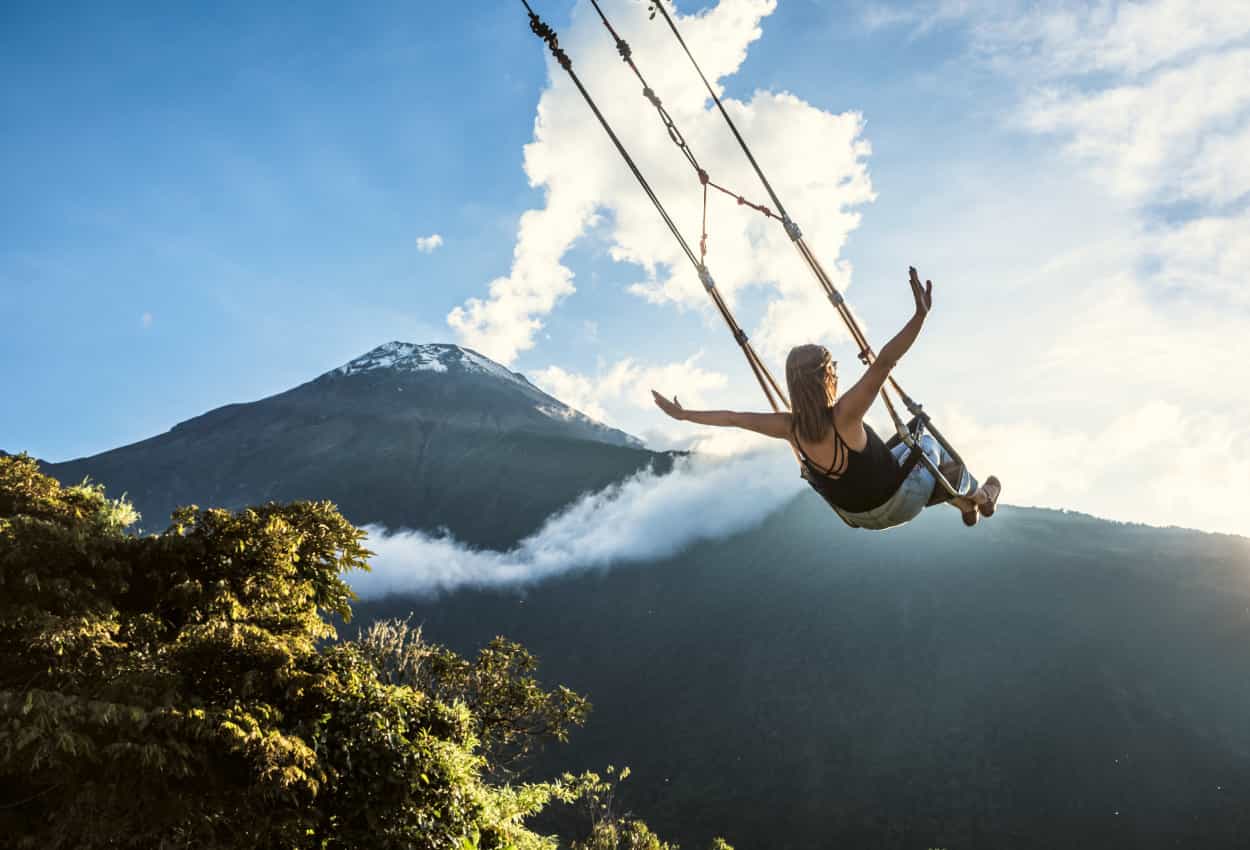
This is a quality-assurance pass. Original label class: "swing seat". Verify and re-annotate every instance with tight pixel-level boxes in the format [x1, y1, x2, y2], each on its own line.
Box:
[821, 414, 972, 529]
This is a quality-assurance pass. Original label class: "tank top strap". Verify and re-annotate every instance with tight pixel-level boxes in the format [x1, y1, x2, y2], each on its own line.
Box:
[827, 408, 848, 476]
[792, 409, 846, 479]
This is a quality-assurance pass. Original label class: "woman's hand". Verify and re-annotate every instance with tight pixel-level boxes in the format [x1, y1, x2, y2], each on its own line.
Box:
[909, 266, 933, 318]
[651, 390, 686, 421]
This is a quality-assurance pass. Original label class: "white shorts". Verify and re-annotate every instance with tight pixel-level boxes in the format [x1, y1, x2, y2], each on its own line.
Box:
[833, 435, 974, 531]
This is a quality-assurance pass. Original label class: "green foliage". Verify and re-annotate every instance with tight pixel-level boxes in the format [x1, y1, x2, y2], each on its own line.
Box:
[356, 618, 591, 779]
[559, 767, 732, 850]
[0, 455, 515, 848]
[0, 454, 716, 850]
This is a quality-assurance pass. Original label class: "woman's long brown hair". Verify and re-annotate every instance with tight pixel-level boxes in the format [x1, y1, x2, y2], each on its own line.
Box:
[786, 344, 838, 444]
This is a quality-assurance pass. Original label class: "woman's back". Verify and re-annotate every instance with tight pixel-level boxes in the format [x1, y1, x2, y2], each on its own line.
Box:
[791, 406, 902, 512]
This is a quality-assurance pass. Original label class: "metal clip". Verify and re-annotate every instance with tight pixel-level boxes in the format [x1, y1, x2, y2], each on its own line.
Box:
[698, 265, 715, 292]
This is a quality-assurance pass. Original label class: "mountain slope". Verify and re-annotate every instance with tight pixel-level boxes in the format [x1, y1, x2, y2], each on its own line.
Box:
[362, 500, 1250, 850]
[30, 342, 1250, 848]
[43, 342, 674, 548]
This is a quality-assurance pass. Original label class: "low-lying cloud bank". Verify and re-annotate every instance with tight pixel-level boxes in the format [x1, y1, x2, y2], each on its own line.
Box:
[352, 448, 802, 599]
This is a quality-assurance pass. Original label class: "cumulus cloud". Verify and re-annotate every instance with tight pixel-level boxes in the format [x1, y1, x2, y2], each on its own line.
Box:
[351, 448, 802, 598]
[448, 0, 873, 364]
[415, 233, 444, 253]
[531, 354, 728, 424]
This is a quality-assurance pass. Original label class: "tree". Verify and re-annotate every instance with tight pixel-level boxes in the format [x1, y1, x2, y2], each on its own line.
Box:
[0, 454, 726, 850]
[354, 619, 591, 780]
[0, 454, 557, 849]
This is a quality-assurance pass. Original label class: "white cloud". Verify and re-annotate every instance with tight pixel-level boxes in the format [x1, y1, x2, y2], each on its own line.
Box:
[866, 0, 1250, 77]
[415, 233, 444, 253]
[448, 0, 873, 364]
[996, 7, 1250, 321]
[861, 0, 974, 37]
[1147, 211, 1250, 306]
[532, 353, 729, 423]
[980, 0, 1250, 78]
[352, 447, 801, 597]
[1021, 48, 1250, 203]
[943, 400, 1250, 537]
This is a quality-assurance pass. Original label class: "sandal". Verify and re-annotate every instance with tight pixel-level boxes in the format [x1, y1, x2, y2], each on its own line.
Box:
[979, 476, 1002, 518]
[955, 494, 979, 527]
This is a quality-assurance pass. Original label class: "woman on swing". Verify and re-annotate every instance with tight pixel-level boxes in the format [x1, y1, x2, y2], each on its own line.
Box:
[652, 269, 1002, 529]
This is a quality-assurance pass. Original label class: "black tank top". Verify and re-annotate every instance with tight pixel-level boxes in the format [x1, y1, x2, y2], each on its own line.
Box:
[792, 409, 906, 513]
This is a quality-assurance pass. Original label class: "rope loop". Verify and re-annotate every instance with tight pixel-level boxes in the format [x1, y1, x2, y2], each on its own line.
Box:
[666, 118, 684, 147]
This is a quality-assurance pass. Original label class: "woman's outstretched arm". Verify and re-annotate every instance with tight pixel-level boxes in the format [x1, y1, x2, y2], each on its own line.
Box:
[836, 267, 933, 426]
[651, 391, 791, 440]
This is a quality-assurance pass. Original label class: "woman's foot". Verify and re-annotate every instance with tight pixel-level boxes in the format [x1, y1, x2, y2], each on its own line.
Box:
[978, 476, 1002, 518]
[952, 494, 979, 526]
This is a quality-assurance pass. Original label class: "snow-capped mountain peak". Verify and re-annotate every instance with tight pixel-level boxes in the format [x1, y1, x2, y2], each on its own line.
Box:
[325, 341, 641, 448]
[335, 342, 529, 388]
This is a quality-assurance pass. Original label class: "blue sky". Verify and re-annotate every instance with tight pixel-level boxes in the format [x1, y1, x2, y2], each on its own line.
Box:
[2, 0, 985, 457]
[4, 1, 1249, 536]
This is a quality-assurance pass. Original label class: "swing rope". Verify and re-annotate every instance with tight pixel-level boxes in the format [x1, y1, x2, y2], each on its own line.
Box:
[625, 0, 970, 494]
[520, 1, 968, 498]
[521, 0, 788, 413]
[638, 0, 922, 436]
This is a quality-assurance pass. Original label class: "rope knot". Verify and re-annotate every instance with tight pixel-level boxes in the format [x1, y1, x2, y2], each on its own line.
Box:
[697, 168, 709, 185]
[615, 37, 632, 62]
[528, 12, 572, 71]
[643, 87, 661, 107]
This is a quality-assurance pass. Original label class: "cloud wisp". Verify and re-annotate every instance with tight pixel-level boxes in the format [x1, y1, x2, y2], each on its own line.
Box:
[415, 234, 444, 253]
[351, 447, 801, 598]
